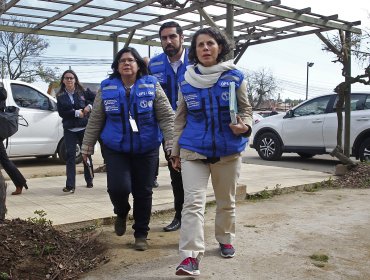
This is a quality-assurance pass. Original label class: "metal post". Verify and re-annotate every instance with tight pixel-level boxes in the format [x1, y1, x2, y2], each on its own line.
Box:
[226, 4, 234, 60]
[305, 62, 314, 100]
[113, 34, 118, 58]
[344, 31, 351, 157]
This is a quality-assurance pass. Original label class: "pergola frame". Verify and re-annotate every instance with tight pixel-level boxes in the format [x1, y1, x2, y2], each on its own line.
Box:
[0, 0, 362, 58]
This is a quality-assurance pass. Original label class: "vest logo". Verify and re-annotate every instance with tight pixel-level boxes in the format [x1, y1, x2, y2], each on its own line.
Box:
[104, 99, 119, 112]
[220, 81, 230, 87]
[221, 91, 229, 101]
[139, 100, 153, 108]
[137, 90, 154, 97]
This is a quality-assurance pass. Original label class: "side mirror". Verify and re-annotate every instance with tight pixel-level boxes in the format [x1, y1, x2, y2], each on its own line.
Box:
[284, 110, 294, 119]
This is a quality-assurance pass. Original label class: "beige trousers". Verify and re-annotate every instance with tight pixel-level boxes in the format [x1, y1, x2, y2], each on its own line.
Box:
[179, 155, 241, 261]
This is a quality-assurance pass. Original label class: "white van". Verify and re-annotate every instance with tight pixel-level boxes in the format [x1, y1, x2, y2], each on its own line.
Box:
[2, 79, 79, 163]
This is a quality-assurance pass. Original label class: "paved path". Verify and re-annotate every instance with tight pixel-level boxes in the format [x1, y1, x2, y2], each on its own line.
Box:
[4, 149, 332, 225]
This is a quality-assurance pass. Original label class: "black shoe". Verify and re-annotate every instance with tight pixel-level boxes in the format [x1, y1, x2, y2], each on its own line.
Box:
[63, 186, 75, 193]
[163, 218, 181, 232]
[114, 215, 127, 236]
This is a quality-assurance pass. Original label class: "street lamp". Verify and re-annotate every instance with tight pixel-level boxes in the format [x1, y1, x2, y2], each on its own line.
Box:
[305, 62, 314, 100]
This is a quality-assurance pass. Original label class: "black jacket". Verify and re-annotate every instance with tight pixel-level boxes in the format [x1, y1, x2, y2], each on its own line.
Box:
[57, 89, 95, 129]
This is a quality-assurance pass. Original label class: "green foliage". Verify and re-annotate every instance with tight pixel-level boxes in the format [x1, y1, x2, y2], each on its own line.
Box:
[34, 244, 56, 256]
[0, 272, 10, 280]
[27, 210, 53, 227]
[310, 253, 329, 262]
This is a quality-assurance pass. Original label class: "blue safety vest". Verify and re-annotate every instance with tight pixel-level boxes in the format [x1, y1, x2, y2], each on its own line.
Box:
[178, 69, 248, 157]
[100, 76, 162, 153]
[149, 49, 189, 110]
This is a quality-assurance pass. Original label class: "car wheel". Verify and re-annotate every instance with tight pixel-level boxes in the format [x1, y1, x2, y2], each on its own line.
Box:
[57, 138, 83, 164]
[359, 138, 370, 162]
[256, 132, 283, 161]
[297, 152, 315, 159]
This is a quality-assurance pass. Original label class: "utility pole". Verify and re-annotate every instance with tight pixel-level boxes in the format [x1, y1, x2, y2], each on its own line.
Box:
[305, 62, 314, 100]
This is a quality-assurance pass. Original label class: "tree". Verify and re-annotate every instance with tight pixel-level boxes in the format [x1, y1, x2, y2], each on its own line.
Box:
[244, 68, 280, 108]
[0, 18, 58, 83]
[317, 23, 370, 166]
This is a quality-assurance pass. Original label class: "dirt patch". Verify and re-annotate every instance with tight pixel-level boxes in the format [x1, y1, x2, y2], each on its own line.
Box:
[0, 216, 108, 280]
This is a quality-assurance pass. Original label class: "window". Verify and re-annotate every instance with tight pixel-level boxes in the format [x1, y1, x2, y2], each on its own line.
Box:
[294, 96, 331, 117]
[332, 94, 367, 111]
[11, 84, 50, 110]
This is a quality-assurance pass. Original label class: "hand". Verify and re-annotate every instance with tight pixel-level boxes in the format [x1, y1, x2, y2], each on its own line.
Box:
[170, 156, 181, 172]
[78, 110, 84, 118]
[229, 116, 249, 136]
[82, 153, 88, 163]
[83, 105, 91, 115]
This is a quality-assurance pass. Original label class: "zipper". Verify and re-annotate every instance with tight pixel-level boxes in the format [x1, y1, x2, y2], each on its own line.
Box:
[208, 88, 216, 157]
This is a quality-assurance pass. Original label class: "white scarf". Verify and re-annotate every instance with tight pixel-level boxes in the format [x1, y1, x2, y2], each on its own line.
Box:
[184, 60, 237, 88]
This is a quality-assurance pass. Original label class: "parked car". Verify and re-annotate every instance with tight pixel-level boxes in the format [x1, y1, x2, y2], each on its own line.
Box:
[253, 112, 264, 124]
[251, 93, 370, 162]
[1, 79, 81, 163]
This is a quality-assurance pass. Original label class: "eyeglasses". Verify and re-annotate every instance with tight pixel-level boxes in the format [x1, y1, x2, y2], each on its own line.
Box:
[119, 58, 137, 64]
[64, 77, 75, 80]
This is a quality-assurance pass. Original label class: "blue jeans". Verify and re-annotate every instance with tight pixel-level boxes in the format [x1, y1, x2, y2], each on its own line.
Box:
[64, 129, 93, 188]
[104, 145, 159, 238]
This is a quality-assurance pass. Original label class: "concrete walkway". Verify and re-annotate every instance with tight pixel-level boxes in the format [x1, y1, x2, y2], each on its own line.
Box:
[3, 149, 333, 226]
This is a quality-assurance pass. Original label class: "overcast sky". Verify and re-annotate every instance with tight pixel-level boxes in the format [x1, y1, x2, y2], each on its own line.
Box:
[38, 0, 370, 101]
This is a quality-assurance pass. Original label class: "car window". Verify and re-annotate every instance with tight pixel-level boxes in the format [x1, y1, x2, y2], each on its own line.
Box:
[11, 84, 50, 110]
[294, 96, 331, 117]
[364, 95, 370, 110]
[332, 94, 367, 111]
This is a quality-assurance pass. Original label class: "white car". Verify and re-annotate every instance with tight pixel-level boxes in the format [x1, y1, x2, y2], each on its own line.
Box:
[251, 93, 370, 161]
[2, 79, 80, 163]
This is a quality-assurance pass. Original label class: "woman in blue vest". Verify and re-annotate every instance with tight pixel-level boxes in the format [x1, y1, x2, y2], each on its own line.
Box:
[81, 47, 174, 251]
[171, 27, 253, 276]
[57, 70, 95, 194]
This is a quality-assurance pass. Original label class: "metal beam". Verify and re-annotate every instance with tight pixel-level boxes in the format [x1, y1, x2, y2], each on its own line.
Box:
[124, 30, 135, 48]
[246, 27, 332, 46]
[75, 0, 158, 34]
[215, 0, 362, 34]
[0, 25, 162, 47]
[0, 0, 20, 16]
[114, 3, 206, 36]
[35, 0, 92, 30]
[197, 8, 218, 29]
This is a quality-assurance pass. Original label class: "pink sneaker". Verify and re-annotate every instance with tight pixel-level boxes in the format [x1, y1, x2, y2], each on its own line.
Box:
[175, 257, 200, 276]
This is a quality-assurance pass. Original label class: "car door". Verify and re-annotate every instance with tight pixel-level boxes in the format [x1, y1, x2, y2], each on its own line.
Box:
[281, 95, 332, 147]
[7, 82, 62, 157]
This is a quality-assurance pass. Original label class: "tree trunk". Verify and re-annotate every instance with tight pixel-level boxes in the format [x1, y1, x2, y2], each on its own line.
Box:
[0, 170, 7, 222]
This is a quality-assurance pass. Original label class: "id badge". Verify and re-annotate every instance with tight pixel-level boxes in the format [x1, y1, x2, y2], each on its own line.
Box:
[129, 117, 139, 132]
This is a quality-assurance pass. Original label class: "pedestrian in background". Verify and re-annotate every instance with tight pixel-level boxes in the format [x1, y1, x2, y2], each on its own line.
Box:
[171, 27, 253, 276]
[0, 83, 28, 195]
[149, 21, 189, 232]
[81, 47, 174, 251]
[56, 70, 95, 194]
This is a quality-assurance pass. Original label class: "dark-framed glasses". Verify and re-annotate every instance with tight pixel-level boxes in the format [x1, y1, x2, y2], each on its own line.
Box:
[119, 58, 137, 64]
[64, 76, 75, 80]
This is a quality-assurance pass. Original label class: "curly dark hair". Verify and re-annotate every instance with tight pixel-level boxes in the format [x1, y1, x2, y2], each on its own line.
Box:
[188, 27, 233, 65]
[58, 70, 85, 95]
[109, 47, 149, 80]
